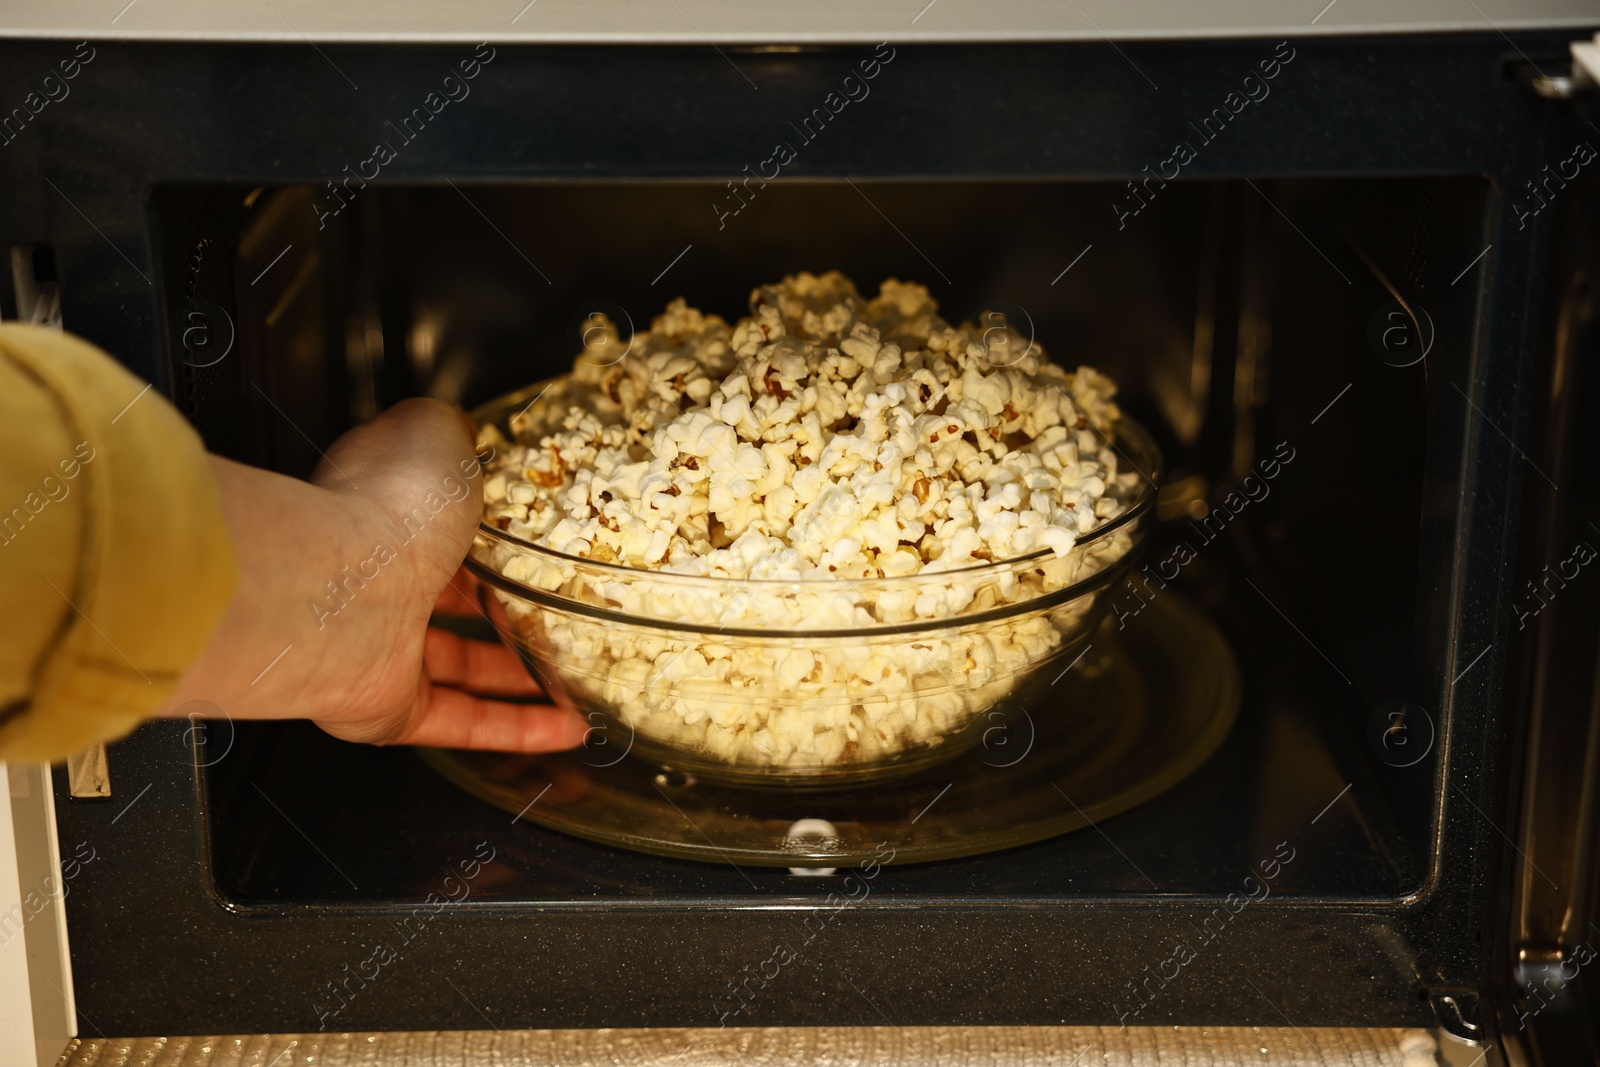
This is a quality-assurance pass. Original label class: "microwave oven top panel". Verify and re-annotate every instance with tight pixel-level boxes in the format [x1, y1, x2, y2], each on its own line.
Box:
[0, 0, 1597, 44]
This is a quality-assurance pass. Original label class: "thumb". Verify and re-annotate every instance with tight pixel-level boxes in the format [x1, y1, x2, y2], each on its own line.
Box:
[312, 398, 485, 570]
[312, 397, 477, 493]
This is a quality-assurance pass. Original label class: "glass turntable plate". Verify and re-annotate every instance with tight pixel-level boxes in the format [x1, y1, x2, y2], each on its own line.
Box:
[420, 591, 1238, 867]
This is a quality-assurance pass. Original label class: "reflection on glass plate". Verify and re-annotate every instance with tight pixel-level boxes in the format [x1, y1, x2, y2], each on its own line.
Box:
[421, 590, 1238, 867]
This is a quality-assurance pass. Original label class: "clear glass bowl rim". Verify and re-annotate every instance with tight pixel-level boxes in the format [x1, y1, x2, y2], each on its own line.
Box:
[472, 377, 1163, 593]
[466, 549, 1138, 638]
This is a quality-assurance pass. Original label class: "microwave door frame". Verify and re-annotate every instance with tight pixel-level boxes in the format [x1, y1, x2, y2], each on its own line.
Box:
[0, 30, 1588, 1039]
[1490, 80, 1600, 1067]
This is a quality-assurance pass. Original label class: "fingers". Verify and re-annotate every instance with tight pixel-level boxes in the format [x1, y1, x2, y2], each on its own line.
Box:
[424, 627, 543, 696]
[390, 685, 590, 752]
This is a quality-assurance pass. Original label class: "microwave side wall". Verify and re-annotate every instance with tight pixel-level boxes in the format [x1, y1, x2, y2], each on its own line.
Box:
[0, 34, 1589, 1037]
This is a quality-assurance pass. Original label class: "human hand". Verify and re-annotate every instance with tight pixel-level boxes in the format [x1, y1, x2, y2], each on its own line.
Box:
[162, 398, 590, 753]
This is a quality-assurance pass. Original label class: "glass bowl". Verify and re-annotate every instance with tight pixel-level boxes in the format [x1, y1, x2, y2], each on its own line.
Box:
[466, 381, 1162, 788]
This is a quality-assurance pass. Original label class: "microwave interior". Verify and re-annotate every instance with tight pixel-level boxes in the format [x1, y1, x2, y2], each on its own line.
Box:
[142, 175, 1483, 910]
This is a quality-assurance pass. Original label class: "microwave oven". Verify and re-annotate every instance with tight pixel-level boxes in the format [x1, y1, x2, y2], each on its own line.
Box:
[3, 6, 1600, 1065]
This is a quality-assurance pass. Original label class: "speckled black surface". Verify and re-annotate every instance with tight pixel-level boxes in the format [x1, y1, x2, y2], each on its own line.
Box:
[8, 29, 1578, 1036]
[54, 544, 1475, 1034]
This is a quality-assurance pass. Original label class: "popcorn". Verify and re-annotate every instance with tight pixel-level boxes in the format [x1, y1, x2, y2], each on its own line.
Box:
[479, 272, 1143, 772]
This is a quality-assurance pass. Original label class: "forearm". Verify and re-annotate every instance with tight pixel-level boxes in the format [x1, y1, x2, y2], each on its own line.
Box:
[157, 399, 582, 752]
[159, 456, 399, 721]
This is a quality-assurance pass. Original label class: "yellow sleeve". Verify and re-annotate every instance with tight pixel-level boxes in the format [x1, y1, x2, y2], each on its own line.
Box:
[0, 324, 237, 762]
